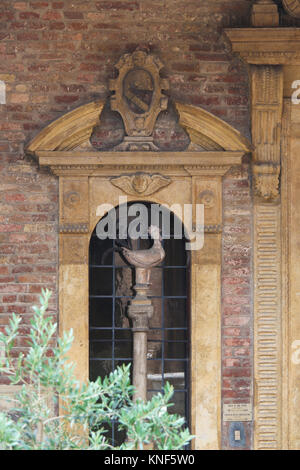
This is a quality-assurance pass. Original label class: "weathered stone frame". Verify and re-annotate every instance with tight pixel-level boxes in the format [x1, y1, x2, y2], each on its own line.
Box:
[27, 101, 250, 450]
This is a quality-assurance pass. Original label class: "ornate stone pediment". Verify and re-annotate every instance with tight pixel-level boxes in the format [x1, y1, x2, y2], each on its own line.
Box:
[26, 100, 251, 155]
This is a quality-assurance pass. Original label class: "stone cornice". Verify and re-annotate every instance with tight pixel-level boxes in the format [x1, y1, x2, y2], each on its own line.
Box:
[224, 28, 300, 64]
[35, 150, 245, 177]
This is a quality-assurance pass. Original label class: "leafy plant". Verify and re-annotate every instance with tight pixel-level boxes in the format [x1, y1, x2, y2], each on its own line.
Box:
[0, 289, 193, 450]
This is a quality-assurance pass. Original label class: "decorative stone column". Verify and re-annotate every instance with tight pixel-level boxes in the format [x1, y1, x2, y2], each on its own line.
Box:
[127, 268, 154, 402]
[224, 23, 292, 451]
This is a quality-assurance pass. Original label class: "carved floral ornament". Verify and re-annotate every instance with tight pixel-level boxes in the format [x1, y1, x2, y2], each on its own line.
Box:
[198, 190, 215, 208]
[252, 163, 281, 202]
[63, 190, 81, 208]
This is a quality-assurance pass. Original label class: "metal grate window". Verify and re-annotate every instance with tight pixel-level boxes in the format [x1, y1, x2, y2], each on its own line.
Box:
[89, 204, 190, 447]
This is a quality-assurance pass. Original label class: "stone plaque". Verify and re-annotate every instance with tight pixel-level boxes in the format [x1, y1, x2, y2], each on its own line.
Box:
[223, 403, 252, 422]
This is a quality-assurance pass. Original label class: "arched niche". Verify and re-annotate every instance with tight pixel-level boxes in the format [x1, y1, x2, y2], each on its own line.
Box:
[89, 202, 190, 447]
[27, 99, 251, 450]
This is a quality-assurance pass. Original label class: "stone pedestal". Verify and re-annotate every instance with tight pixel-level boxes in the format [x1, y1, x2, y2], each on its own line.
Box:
[251, 1, 279, 27]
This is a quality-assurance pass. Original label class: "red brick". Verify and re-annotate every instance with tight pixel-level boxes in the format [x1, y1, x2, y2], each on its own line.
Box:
[16, 32, 40, 41]
[2, 295, 17, 303]
[79, 63, 102, 72]
[233, 347, 250, 356]
[0, 284, 27, 293]
[14, 2, 29, 10]
[63, 11, 84, 19]
[0, 11, 15, 21]
[23, 123, 40, 131]
[223, 389, 250, 399]
[28, 64, 50, 72]
[19, 12, 40, 19]
[224, 338, 251, 347]
[60, 84, 86, 93]
[96, 2, 139, 11]
[12, 265, 34, 274]
[30, 1, 49, 8]
[223, 295, 249, 305]
[49, 21, 65, 30]
[52, 1, 64, 8]
[10, 22, 26, 29]
[0, 224, 23, 232]
[7, 305, 27, 314]
[224, 316, 250, 327]
[0, 267, 10, 275]
[224, 358, 241, 368]
[67, 22, 88, 31]
[54, 94, 80, 104]
[223, 368, 251, 378]
[42, 10, 62, 20]
[225, 96, 248, 106]
[5, 193, 26, 202]
[172, 63, 197, 72]
[18, 294, 39, 303]
[93, 23, 121, 29]
[0, 276, 15, 284]
[28, 285, 47, 294]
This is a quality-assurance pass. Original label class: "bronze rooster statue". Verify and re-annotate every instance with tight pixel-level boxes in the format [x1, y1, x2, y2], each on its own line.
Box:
[118, 225, 165, 284]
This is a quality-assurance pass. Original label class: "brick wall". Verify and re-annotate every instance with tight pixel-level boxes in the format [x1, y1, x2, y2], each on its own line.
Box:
[222, 160, 253, 449]
[0, 0, 253, 448]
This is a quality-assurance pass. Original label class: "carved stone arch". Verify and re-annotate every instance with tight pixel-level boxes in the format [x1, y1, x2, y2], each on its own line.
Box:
[27, 96, 251, 450]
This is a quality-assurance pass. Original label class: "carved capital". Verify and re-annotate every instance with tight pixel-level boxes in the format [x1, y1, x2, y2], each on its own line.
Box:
[110, 172, 171, 196]
[252, 163, 280, 202]
[128, 304, 153, 332]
